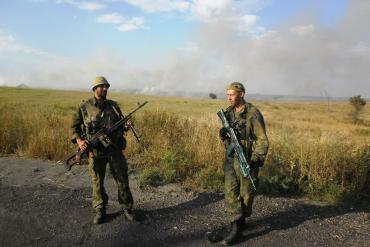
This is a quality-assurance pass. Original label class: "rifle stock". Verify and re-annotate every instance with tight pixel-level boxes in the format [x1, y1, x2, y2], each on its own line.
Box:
[65, 149, 84, 171]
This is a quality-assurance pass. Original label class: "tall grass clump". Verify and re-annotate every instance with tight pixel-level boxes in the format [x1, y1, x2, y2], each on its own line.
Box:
[126, 111, 224, 190]
[261, 124, 370, 202]
[26, 113, 73, 160]
[0, 106, 32, 154]
[0, 103, 74, 160]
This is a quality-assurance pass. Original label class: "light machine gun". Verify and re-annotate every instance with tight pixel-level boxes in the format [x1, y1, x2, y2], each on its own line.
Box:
[217, 109, 256, 190]
[65, 101, 148, 171]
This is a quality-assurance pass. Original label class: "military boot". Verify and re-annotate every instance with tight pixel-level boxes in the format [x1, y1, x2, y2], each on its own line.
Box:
[122, 208, 135, 221]
[93, 210, 106, 224]
[206, 230, 224, 243]
[239, 217, 246, 229]
[222, 220, 241, 246]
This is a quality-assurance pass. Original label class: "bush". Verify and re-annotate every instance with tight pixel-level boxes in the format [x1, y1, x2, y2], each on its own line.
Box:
[138, 166, 163, 187]
[349, 95, 367, 124]
[209, 93, 217, 99]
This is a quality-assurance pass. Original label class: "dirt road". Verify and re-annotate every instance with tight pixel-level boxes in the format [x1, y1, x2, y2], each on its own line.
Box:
[0, 157, 368, 247]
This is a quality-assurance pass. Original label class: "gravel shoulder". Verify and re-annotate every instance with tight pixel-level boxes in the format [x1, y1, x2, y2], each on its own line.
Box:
[0, 157, 369, 247]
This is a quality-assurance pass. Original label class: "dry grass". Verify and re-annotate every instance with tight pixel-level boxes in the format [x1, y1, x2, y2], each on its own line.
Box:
[0, 87, 369, 203]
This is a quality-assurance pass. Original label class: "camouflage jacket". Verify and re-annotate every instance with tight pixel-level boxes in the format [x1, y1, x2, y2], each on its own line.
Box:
[223, 101, 269, 164]
[70, 97, 126, 151]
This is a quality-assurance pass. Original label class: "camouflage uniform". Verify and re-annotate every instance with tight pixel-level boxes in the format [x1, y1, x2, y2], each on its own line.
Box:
[70, 97, 133, 213]
[222, 101, 269, 223]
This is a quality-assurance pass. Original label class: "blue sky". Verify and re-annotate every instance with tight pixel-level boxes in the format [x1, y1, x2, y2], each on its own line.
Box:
[1, 0, 347, 56]
[1, 0, 369, 97]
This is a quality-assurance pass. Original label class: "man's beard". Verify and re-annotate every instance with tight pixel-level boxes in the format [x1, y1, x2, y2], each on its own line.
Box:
[230, 98, 243, 107]
[98, 92, 107, 100]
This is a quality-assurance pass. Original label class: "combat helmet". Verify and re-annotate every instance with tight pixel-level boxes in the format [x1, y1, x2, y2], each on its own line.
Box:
[92, 76, 110, 91]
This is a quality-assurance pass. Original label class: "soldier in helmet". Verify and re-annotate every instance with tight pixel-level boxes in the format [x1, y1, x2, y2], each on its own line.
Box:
[70, 76, 134, 224]
[215, 82, 269, 245]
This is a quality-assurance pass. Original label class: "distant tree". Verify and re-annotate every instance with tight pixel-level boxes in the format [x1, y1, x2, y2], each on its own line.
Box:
[209, 93, 217, 99]
[349, 95, 366, 124]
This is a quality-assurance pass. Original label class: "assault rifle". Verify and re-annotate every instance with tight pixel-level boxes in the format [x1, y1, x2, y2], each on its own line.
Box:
[65, 101, 148, 171]
[217, 109, 256, 190]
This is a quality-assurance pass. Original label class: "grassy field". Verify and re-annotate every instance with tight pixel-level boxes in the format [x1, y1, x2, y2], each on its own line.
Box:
[0, 86, 369, 203]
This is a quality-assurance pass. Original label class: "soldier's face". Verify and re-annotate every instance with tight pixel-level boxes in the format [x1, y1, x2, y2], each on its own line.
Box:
[94, 85, 109, 99]
[227, 90, 244, 106]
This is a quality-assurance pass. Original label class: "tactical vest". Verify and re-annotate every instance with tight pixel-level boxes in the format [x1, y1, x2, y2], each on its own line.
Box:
[80, 98, 126, 150]
[225, 103, 254, 160]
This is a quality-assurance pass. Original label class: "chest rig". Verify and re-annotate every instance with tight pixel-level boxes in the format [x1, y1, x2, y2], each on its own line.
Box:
[225, 104, 253, 159]
[80, 99, 123, 149]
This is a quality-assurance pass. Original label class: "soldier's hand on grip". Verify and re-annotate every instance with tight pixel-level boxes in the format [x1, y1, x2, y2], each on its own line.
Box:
[219, 127, 230, 141]
[124, 120, 133, 131]
[77, 138, 88, 152]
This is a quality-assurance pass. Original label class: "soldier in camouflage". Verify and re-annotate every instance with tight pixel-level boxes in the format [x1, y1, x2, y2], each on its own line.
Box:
[220, 82, 269, 245]
[70, 76, 134, 224]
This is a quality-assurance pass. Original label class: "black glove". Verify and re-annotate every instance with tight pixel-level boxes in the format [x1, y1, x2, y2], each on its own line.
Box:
[251, 153, 264, 168]
[219, 127, 229, 141]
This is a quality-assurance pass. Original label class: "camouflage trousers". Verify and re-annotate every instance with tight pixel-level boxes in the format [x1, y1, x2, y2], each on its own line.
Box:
[224, 156, 259, 223]
[88, 150, 133, 213]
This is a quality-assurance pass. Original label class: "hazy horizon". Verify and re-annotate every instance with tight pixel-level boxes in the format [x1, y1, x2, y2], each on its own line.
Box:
[2, 83, 364, 101]
[0, 0, 369, 98]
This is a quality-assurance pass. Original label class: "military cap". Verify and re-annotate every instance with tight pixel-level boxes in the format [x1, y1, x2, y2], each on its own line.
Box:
[227, 82, 245, 92]
[92, 76, 110, 90]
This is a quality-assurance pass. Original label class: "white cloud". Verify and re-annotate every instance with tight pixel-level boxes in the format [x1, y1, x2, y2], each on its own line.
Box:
[186, 1, 266, 35]
[122, 0, 266, 29]
[290, 24, 315, 36]
[172, 1, 191, 12]
[239, 15, 258, 31]
[116, 17, 145, 32]
[190, 0, 231, 20]
[0, 33, 39, 53]
[42, 0, 106, 11]
[0, 30, 62, 61]
[39, 0, 266, 33]
[177, 41, 200, 54]
[96, 13, 124, 24]
[96, 13, 145, 32]
[0, 34, 16, 50]
[77, 1, 106, 11]
[225, 14, 259, 32]
[124, 0, 190, 12]
[107, 1, 264, 33]
[189, 0, 268, 23]
[121, 0, 267, 18]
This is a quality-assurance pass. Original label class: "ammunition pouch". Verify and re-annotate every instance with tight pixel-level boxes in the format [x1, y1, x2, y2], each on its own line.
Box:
[254, 157, 265, 168]
[98, 134, 113, 148]
[219, 127, 229, 141]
